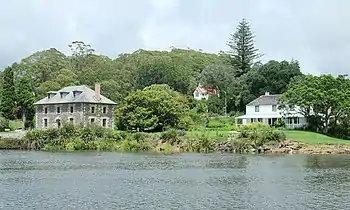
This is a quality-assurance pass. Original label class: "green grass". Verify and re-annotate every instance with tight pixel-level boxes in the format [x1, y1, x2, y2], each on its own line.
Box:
[9, 120, 22, 130]
[186, 130, 229, 139]
[185, 129, 350, 144]
[283, 130, 350, 144]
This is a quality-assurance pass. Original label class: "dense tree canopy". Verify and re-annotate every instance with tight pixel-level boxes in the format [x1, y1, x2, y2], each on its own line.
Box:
[280, 74, 350, 138]
[116, 84, 189, 132]
[3, 19, 342, 136]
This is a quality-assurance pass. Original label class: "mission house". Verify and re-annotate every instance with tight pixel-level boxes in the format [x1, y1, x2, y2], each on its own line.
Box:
[235, 92, 308, 129]
[34, 83, 117, 129]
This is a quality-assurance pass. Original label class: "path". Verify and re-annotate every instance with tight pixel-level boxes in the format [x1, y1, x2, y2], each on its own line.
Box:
[0, 131, 26, 139]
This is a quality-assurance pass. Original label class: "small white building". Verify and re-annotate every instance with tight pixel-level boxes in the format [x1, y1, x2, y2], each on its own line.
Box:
[193, 85, 219, 100]
[235, 92, 307, 129]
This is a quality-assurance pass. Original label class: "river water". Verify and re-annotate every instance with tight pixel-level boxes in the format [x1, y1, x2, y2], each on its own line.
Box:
[1, 151, 350, 210]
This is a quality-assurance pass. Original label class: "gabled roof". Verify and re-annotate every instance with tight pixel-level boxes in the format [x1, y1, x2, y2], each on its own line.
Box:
[247, 93, 282, 106]
[34, 85, 117, 105]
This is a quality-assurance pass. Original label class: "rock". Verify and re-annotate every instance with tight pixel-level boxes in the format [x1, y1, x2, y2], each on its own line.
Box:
[214, 141, 234, 152]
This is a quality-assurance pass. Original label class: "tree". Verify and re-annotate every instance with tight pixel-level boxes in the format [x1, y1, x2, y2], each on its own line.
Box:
[280, 74, 350, 134]
[227, 19, 262, 77]
[116, 84, 189, 131]
[16, 76, 35, 129]
[14, 49, 68, 88]
[199, 64, 237, 114]
[0, 66, 16, 120]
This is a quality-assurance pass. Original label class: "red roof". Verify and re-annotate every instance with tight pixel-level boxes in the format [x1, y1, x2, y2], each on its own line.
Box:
[196, 86, 219, 95]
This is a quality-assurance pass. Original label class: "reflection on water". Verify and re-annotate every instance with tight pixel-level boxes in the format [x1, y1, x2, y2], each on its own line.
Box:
[1, 151, 350, 210]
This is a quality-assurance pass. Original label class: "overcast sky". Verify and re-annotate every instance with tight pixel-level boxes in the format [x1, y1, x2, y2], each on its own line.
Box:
[1, 0, 349, 75]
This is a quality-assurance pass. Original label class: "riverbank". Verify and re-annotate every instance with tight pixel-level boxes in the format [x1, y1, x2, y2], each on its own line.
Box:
[1, 123, 349, 154]
[2, 137, 350, 155]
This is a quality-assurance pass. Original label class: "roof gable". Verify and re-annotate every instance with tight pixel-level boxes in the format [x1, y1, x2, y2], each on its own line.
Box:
[34, 85, 117, 105]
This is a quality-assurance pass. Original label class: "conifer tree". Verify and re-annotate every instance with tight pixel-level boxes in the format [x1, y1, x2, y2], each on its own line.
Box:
[17, 76, 35, 129]
[227, 19, 262, 77]
[0, 66, 16, 120]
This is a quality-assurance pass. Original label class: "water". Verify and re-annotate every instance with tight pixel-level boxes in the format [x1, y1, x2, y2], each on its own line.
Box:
[1, 151, 350, 210]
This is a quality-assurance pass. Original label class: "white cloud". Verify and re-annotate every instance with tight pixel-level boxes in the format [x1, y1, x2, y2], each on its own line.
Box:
[0, 0, 350, 75]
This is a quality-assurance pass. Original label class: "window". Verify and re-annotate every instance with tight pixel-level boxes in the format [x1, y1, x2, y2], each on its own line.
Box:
[70, 106, 74, 113]
[102, 119, 107, 127]
[91, 106, 95, 114]
[272, 105, 277, 112]
[69, 118, 74, 123]
[255, 105, 259, 112]
[103, 107, 107, 114]
[90, 118, 95, 124]
[44, 119, 48, 127]
[258, 118, 263, 122]
[44, 107, 48, 114]
[195, 92, 199, 97]
[57, 107, 61, 114]
[56, 119, 61, 128]
[293, 117, 299, 124]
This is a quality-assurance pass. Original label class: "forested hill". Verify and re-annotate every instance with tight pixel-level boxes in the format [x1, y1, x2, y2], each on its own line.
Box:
[0, 19, 303, 116]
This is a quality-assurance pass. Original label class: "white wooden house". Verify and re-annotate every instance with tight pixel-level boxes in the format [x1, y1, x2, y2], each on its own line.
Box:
[235, 92, 308, 129]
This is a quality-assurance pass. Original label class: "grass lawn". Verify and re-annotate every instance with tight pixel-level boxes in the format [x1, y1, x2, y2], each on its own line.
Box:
[283, 130, 350, 144]
[185, 129, 350, 144]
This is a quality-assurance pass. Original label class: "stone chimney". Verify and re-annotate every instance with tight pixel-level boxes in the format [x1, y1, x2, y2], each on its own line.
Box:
[95, 83, 101, 101]
[265, 92, 270, 96]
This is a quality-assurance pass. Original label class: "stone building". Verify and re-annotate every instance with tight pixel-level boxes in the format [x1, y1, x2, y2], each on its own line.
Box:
[34, 83, 117, 129]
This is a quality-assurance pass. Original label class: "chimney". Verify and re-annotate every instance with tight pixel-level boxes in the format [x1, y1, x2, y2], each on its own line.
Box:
[265, 92, 270, 96]
[95, 83, 101, 101]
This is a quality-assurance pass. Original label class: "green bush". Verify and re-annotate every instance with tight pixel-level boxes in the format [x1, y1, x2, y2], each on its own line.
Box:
[274, 119, 286, 128]
[237, 123, 286, 147]
[0, 117, 9, 132]
[239, 122, 270, 131]
[160, 129, 180, 145]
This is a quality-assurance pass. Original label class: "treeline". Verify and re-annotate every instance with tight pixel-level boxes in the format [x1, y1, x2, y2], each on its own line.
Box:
[0, 19, 348, 139]
[0, 19, 302, 125]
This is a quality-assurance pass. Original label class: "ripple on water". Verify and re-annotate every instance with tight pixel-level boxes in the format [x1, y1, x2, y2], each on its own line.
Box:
[1, 151, 350, 209]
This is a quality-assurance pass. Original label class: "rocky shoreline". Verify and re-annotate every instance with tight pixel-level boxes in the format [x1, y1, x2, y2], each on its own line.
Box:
[208, 139, 350, 155]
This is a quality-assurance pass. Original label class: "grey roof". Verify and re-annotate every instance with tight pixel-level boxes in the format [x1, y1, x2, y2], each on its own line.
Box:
[34, 85, 117, 105]
[247, 94, 282, 106]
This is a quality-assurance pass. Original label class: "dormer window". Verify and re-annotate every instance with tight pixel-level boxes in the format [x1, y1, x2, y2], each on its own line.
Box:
[73, 90, 82, 98]
[60, 91, 69, 99]
[47, 91, 57, 99]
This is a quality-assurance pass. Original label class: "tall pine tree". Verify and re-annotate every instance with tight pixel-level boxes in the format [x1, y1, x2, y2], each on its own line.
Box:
[0, 66, 16, 120]
[227, 19, 262, 77]
[17, 76, 35, 129]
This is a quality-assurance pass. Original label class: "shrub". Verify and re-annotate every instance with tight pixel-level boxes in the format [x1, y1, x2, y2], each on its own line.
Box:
[239, 122, 270, 131]
[207, 120, 225, 128]
[65, 139, 89, 151]
[274, 119, 286, 128]
[132, 132, 148, 142]
[0, 117, 9, 132]
[160, 129, 180, 145]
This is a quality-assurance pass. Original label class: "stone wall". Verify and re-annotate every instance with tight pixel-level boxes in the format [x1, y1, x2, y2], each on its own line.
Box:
[35, 103, 115, 129]
[82, 103, 115, 128]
